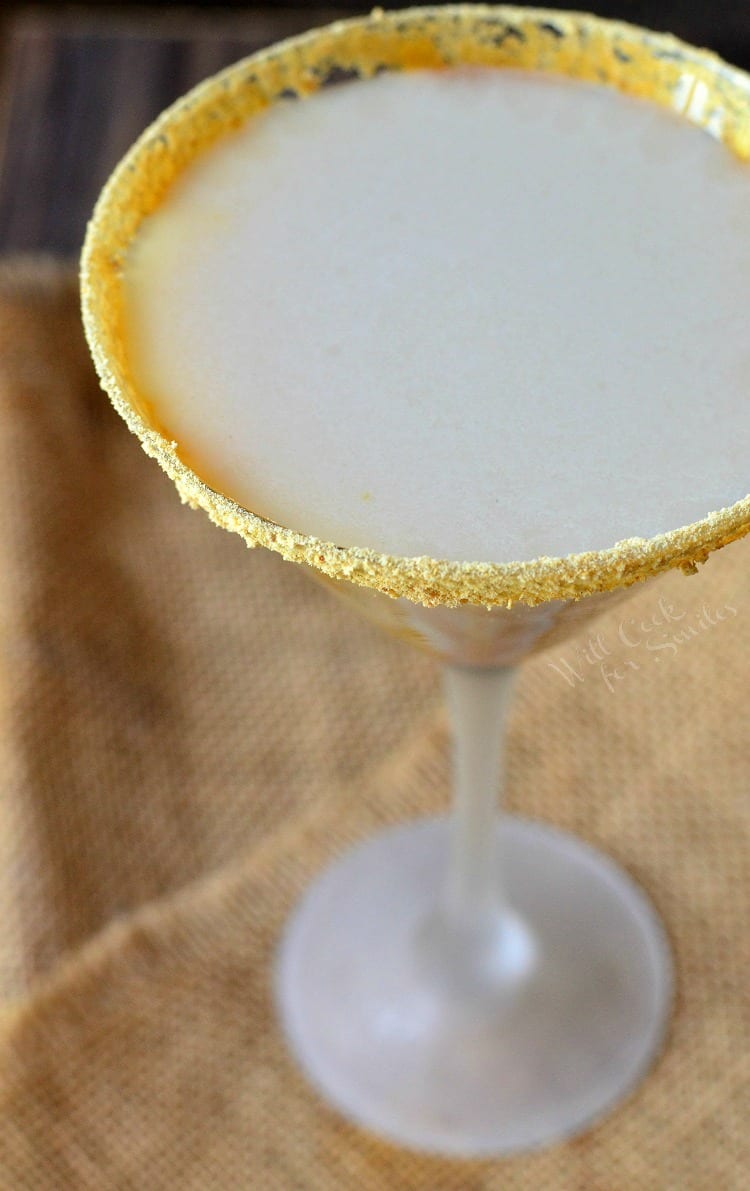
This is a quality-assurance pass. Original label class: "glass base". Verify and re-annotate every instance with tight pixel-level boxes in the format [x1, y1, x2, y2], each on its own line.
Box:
[276, 817, 672, 1156]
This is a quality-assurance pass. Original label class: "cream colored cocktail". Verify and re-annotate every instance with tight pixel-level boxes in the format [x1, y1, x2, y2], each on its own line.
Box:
[81, 6, 750, 1157]
[123, 67, 750, 565]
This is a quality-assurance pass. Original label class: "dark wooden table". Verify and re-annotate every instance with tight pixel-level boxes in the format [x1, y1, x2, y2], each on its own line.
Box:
[2, 4, 750, 257]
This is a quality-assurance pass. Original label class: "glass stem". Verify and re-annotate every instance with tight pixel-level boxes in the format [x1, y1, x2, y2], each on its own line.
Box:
[442, 663, 516, 930]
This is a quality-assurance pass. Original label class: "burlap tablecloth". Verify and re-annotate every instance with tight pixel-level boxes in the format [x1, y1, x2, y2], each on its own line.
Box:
[0, 259, 747, 1188]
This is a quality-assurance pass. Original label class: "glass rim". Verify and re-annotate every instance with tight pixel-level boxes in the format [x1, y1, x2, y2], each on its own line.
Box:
[80, 3, 750, 608]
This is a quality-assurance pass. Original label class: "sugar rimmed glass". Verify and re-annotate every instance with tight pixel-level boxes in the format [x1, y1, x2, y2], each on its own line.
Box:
[81, 5, 750, 1155]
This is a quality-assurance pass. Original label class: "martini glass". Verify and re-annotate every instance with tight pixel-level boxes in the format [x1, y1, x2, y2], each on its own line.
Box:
[80, 6, 750, 1156]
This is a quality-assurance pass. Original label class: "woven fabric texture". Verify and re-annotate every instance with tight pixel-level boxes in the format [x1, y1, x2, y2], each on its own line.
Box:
[0, 262, 747, 1188]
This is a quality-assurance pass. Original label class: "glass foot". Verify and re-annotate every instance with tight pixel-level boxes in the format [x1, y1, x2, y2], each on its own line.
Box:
[276, 817, 672, 1156]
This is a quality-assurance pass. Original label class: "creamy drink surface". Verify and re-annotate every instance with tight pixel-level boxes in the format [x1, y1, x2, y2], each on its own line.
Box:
[123, 69, 750, 563]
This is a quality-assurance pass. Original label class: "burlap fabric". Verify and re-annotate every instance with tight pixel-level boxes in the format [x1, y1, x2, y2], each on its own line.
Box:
[0, 260, 747, 1188]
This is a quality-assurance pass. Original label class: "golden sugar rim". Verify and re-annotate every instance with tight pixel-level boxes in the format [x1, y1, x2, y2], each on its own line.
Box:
[80, 4, 750, 608]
